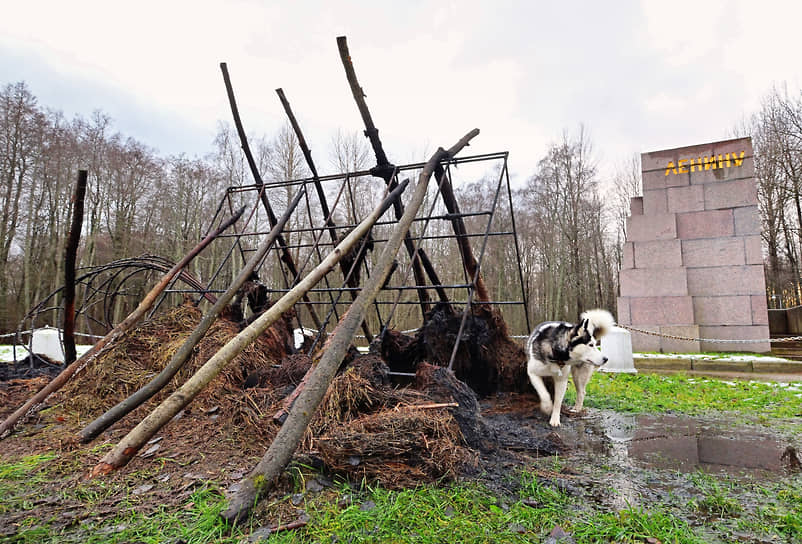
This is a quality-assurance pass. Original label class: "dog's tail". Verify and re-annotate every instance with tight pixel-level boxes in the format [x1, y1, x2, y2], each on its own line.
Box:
[581, 309, 616, 338]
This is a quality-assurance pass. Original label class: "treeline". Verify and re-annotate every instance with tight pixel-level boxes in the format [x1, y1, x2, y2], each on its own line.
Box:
[0, 81, 312, 333]
[3, 79, 800, 336]
[748, 86, 802, 307]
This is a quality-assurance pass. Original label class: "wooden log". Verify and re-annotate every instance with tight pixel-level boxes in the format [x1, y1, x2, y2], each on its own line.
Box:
[337, 35, 451, 311]
[433, 163, 489, 302]
[0, 207, 244, 439]
[276, 87, 373, 342]
[220, 62, 323, 331]
[220, 129, 479, 525]
[62, 169, 88, 364]
[77, 187, 307, 443]
[88, 180, 410, 476]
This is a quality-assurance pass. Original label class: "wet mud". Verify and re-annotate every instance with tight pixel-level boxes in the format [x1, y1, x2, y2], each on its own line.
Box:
[476, 394, 801, 543]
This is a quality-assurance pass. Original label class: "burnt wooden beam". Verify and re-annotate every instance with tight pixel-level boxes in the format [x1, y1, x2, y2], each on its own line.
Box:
[275, 88, 374, 342]
[434, 163, 490, 302]
[220, 62, 322, 330]
[336, 36, 450, 313]
[62, 169, 88, 364]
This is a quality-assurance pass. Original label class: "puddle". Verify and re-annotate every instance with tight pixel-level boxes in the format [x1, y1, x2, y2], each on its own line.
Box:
[480, 401, 801, 542]
[571, 411, 792, 477]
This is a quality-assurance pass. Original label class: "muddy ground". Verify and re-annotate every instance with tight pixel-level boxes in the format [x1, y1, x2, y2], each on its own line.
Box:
[1, 371, 800, 543]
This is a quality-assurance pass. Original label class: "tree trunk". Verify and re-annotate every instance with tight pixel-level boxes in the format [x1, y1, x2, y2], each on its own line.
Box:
[0, 207, 244, 439]
[220, 130, 479, 525]
[88, 179, 413, 476]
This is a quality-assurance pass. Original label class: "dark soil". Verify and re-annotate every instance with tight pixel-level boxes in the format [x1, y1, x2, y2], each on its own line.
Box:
[0, 354, 64, 381]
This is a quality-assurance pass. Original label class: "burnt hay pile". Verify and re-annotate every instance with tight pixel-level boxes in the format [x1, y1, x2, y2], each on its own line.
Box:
[51, 303, 493, 487]
[58, 302, 293, 444]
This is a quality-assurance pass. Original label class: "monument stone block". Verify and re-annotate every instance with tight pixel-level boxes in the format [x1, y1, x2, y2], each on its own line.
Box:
[630, 296, 694, 325]
[626, 213, 677, 241]
[681, 238, 745, 268]
[698, 325, 770, 353]
[619, 268, 688, 297]
[643, 189, 668, 215]
[617, 297, 631, 324]
[621, 242, 635, 269]
[751, 295, 769, 325]
[704, 179, 758, 210]
[667, 184, 704, 213]
[693, 296, 753, 325]
[630, 196, 644, 216]
[634, 239, 682, 269]
[629, 326, 662, 352]
[686, 265, 766, 296]
[734, 206, 761, 235]
[659, 325, 701, 353]
[676, 209, 734, 240]
[743, 235, 763, 265]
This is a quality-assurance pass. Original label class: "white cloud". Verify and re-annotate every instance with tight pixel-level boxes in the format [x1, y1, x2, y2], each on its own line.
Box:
[1, 0, 801, 181]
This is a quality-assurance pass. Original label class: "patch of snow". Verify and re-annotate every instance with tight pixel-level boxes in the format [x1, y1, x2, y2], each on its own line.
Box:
[0, 344, 92, 363]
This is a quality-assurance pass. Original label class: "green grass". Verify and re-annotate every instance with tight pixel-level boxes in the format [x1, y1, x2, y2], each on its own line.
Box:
[2, 373, 801, 543]
[0, 453, 247, 544]
[572, 372, 802, 418]
[269, 475, 705, 544]
[2, 483, 247, 544]
[0, 453, 56, 514]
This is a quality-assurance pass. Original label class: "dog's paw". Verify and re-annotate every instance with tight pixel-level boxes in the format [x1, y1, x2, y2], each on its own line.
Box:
[539, 401, 553, 415]
[548, 417, 561, 427]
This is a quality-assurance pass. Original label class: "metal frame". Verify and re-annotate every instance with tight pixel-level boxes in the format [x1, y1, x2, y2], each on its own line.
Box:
[169, 152, 531, 351]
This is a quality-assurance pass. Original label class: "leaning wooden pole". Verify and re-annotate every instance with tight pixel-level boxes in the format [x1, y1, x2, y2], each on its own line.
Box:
[88, 180, 411, 477]
[433, 163, 490, 302]
[77, 188, 306, 443]
[220, 62, 323, 331]
[221, 130, 480, 525]
[62, 169, 88, 364]
[275, 87, 374, 342]
[0, 207, 245, 439]
[337, 35, 451, 310]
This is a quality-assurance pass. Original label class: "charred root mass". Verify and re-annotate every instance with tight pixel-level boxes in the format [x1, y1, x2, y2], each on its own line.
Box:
[379, 302, 528, 397]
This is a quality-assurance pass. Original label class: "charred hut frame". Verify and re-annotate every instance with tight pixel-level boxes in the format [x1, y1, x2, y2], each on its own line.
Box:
[174, 150, 531, 369]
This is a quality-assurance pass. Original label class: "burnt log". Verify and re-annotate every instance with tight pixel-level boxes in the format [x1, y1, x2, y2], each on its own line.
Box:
[62, 169, 88, 364]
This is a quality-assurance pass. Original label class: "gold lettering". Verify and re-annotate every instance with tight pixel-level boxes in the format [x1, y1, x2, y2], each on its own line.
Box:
[666, 150, 745, 175]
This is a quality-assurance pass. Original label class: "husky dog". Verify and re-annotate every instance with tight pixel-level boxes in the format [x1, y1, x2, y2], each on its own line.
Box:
[526, 309, 615, 427]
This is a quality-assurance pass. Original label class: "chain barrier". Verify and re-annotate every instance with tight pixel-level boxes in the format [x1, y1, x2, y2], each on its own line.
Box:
[621, 325, 802, 344]
[0, 329, 104, 341]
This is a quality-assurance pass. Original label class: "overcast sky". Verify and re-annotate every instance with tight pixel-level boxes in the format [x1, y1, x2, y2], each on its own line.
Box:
[2, 0, 801, 187]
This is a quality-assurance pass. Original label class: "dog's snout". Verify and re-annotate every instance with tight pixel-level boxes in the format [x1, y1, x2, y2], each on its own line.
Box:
[601, 356, 608, 364]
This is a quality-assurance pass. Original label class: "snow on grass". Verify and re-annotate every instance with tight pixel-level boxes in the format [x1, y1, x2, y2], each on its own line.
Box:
[634, 352, 793, 363]
[0, 344, 93, 363]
